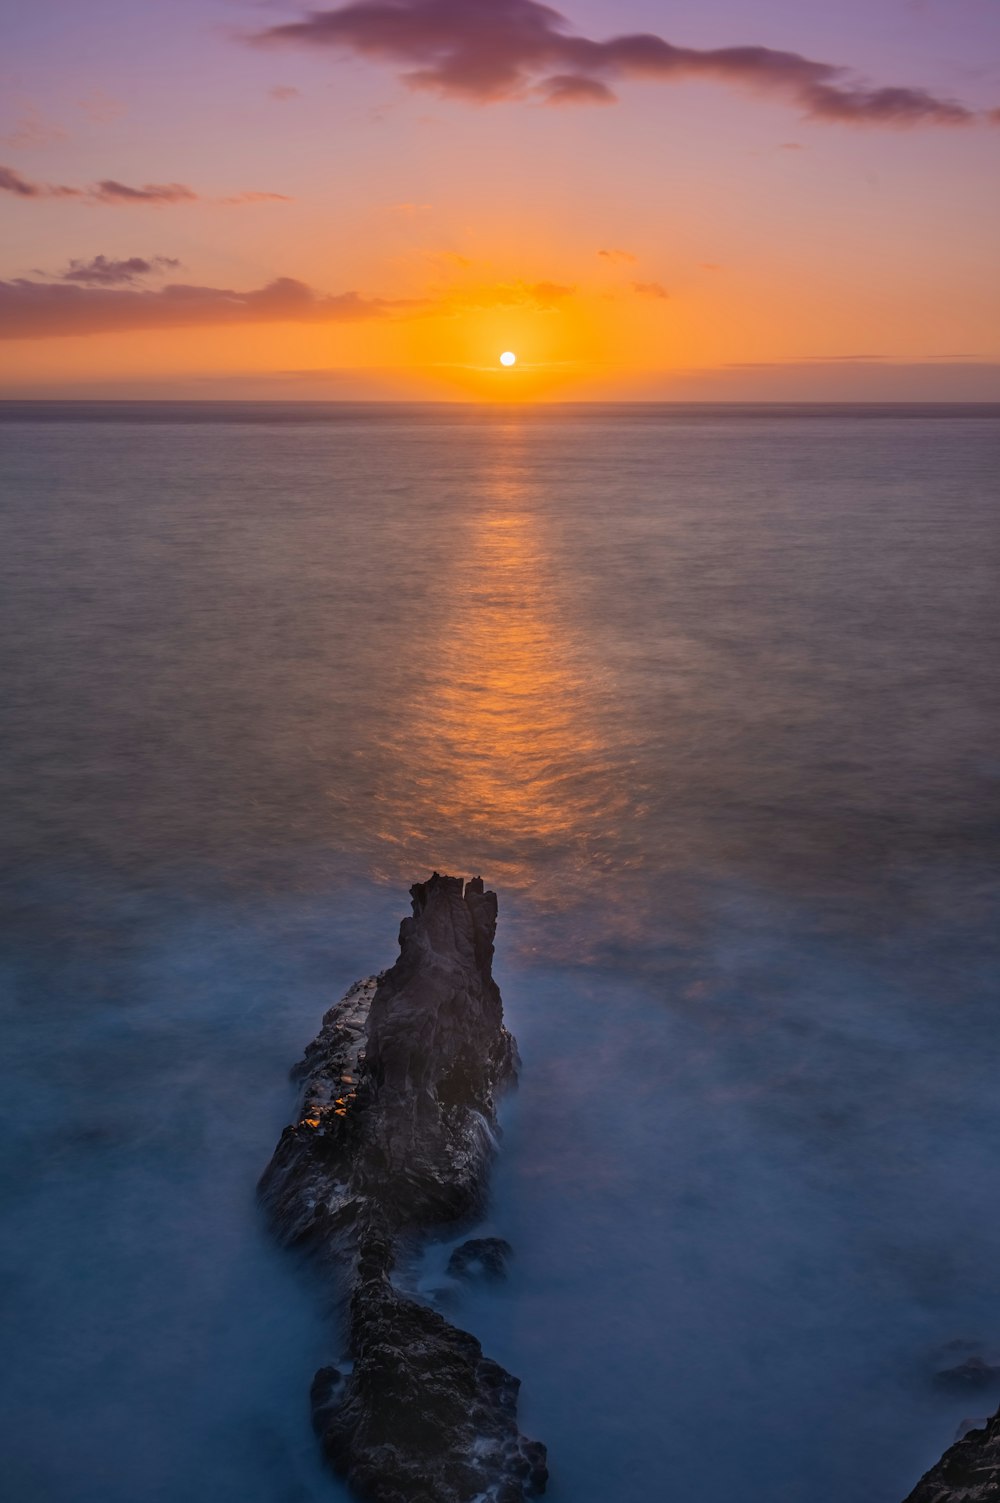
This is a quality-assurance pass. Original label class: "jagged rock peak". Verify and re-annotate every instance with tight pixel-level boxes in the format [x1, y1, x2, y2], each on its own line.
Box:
[365, 873, 518, 1120]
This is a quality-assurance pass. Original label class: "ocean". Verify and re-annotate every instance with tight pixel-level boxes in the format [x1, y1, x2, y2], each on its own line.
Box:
[1, 400, 998, 1502]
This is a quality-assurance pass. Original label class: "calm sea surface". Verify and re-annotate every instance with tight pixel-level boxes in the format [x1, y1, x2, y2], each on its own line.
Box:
[1, 401, 998, 1502]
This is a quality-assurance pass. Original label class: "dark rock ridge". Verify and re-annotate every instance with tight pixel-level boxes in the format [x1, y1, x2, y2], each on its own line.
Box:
[902, 1406, 1000, 1502]
[259, 874, 547, 1503]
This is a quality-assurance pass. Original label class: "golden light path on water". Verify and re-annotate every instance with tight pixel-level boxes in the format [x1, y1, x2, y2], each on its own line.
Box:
[366, 422, 642, 928]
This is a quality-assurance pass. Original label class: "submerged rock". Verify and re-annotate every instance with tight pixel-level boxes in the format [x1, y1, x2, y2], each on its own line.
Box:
[448, 1238, 514, 1283]
[902, 1406, 1000, 1502]
[259, 874, 547, 1503]
[934, 1359, 1000, 1394]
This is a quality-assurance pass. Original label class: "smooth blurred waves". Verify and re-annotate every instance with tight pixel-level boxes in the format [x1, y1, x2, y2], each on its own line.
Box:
[1, 401, 998, 1502]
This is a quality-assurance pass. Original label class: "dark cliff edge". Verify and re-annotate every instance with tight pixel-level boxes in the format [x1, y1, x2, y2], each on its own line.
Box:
[259, 873, 548, 1503]
[902, 1409, 1000, 1502]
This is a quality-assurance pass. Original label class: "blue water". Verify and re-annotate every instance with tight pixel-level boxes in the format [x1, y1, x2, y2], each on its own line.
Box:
[1, 401, 998, 1501]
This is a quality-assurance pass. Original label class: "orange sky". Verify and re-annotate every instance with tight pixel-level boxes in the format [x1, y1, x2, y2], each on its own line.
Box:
[2, 0, 999, 399]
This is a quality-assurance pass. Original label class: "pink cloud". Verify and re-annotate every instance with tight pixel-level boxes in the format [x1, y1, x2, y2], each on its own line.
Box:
[253, 0, 986, 125]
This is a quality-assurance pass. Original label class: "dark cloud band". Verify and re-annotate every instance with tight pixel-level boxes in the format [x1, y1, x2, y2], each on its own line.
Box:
[0, 277, 398, 339]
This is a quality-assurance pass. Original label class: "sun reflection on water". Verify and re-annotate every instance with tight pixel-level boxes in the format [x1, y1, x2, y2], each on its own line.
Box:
[368, 424, 637, 911]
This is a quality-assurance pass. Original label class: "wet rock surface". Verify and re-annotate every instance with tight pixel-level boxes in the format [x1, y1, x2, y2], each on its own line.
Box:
[260, 874, 547, 1503]
[902, 1406, 1000, 1502]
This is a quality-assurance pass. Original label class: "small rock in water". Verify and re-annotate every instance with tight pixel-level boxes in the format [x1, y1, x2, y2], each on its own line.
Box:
[448, 1238, 514, 1282]
[934, 1358, 1000, 1393]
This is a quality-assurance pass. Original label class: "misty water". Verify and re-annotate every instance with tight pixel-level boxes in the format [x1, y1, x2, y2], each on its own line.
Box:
[1, 401, 998, 1502]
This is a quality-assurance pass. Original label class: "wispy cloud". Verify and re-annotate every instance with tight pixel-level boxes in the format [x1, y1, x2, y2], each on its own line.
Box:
[55, 255, 182, 286]
[0, 275, 402, 339]
[217, 190, 293, 205]
[432, 278, 575, 312]
[0, 108, 68, 150]
[90, 179, 200, 205]
[428, 250, 474, 268]
[631, 281, 668, 299]
[0, 164, 291, 206]
[252, 0, 988, 125]
[598, 248, 637, 265]
[77, 91, 127, 124]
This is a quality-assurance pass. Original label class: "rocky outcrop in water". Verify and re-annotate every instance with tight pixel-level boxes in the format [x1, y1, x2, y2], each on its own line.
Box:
[902, 1406, 1000, 1502]
[260, 874, 547, 1503]
[448, 1238, 513, 1283]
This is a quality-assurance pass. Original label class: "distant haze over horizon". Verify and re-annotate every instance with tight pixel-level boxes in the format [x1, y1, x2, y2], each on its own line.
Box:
[1, 0, 998, 399]
[3, 373, 1000, 405]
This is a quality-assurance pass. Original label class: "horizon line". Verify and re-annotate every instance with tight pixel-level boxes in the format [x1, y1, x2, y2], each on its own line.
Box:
[1, 396, 999, 410]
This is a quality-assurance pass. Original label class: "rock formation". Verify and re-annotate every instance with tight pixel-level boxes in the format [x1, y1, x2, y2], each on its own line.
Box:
[902, 1407, 1000, 1502]
[260, 874, 547, 1503]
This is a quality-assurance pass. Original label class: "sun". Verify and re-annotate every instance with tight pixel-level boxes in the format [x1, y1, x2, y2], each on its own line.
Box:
[499, 351, 517, 367]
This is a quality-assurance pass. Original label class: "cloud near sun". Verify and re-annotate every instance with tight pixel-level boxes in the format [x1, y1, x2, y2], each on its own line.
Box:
[253, 0, 990, 125]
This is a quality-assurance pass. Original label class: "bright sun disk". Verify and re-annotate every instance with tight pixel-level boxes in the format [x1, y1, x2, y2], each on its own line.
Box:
[500, 351, 517, 367]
